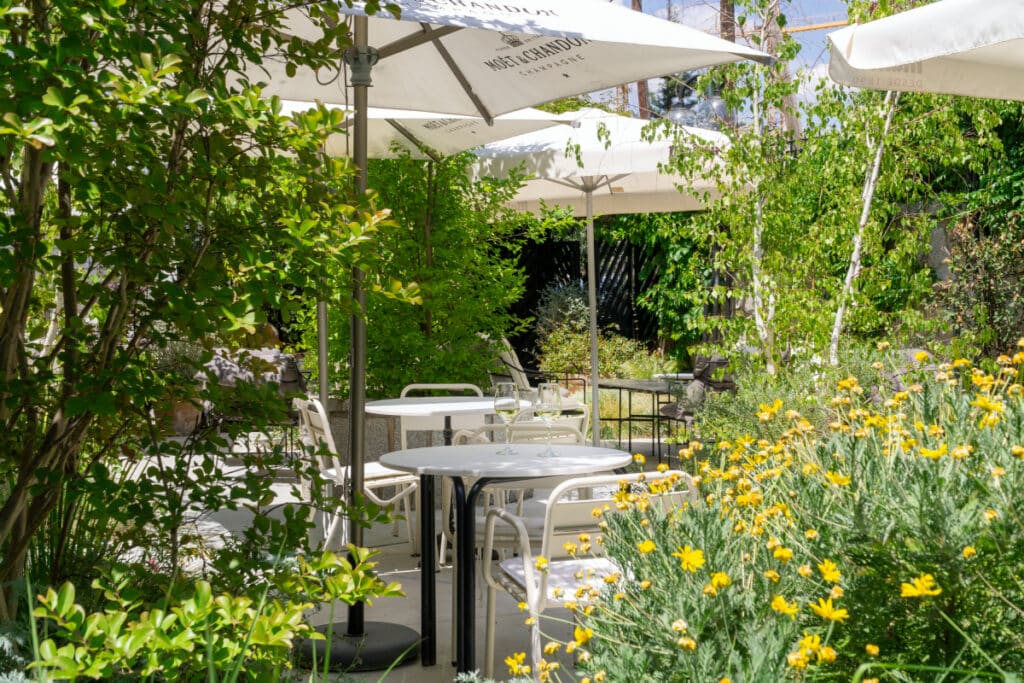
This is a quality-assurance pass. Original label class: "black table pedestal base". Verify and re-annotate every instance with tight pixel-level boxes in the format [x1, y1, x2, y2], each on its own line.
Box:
[299, 621, 420, 672]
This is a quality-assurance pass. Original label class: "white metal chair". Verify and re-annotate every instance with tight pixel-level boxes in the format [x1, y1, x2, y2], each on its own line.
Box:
[437, 423, 589, 655]
[294, 397, 419, 552]
[496, 338, 573, 403]
[481, 470, 698, 678]
[439, 422, 587, 566]
[397, 383, 488, 552]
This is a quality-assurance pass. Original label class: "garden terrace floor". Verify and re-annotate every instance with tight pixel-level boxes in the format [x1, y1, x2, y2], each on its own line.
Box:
[207, 478, 582, 683]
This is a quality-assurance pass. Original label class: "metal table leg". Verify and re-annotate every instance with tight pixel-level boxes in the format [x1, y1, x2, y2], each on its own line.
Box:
[419, 473, 436, 666]
[452, 476, 494, 674]
[417, 413, 454, 667]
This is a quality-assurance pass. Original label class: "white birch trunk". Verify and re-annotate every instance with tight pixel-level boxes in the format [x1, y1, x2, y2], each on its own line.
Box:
[751, 193, 776, 375]
[748, 11, 777, 376]
[828, 90, 900, 366]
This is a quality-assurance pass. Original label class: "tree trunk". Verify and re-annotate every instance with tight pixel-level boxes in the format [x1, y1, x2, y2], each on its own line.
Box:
[751, 194, 776, 375]
[747, 6, 777, 375]
[720, 0, 735, 41]
[829, 90, 900, 366]
[422, 161, 434, 336]
[630, 0, 651, 118]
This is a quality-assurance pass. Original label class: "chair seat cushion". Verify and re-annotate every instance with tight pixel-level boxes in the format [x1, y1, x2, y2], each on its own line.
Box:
[497, 556, 619, 604]
[323, 463, 417, 487]
[365, 461, 417, 482]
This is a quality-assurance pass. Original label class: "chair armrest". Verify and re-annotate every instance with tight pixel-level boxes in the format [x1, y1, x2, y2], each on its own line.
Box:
[482, 507, 535, 592]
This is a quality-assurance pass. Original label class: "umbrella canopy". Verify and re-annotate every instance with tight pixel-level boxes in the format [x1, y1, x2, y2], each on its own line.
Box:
[473, 107, 725, 215]
[473, 108, 727, 444]
[264, 0, 772, 118]
[279, 102, 570, 160]
[828, 0, 1024, 101]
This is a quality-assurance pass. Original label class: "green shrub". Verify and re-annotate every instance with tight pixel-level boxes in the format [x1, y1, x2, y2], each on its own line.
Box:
[534, 283, 590, 340]
[28, 549, 402, 681]
[690, 343, 884, 444]
[537, 326, 674, 380]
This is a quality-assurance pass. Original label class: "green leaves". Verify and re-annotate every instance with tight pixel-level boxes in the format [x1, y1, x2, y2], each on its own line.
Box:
[31, 576, 325, 680]
[302, 150, 547, 396]
[0, 0, 384, 626]
[0, 111, 56, 148]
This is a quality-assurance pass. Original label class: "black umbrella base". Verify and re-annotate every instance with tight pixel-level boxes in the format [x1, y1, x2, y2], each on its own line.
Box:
[298, 621, 421, 672]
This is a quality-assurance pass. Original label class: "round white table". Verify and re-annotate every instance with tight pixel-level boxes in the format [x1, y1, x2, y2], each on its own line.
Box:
[380, 443, 632, 674]
[366, 396, 530, 447]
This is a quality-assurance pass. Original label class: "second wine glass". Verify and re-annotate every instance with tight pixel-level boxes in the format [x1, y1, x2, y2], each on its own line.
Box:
[493, 382, 520, 455]
[535, 382, 563, 457]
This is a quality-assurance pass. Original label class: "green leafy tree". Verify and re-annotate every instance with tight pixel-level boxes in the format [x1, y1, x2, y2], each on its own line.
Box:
[302, 151, 566, 397]
[657, 0, 1012, 371]
[605, 212, 707, 360]
[0, 0, 384, 618]
[936, 100, 1024, 356]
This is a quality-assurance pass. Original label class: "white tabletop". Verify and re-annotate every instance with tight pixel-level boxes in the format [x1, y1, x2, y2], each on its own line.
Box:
[379, 443, 632, 479]
[365, 395, 526, 418]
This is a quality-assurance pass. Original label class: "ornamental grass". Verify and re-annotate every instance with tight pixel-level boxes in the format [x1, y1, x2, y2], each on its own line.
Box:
[510, 341, 1024, 682]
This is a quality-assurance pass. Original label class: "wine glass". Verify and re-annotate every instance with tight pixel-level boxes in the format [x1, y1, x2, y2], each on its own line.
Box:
[493, 382, 520, 455]
[536, 382, 563, 457]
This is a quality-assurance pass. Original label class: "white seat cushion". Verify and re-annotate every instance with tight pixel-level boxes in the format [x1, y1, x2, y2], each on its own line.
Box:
[497, 556, 619, 603]
[323, 462, 415, 484]
[364, 461, 416, 482]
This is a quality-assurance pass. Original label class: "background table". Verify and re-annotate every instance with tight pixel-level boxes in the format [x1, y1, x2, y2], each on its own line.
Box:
[380, 443, 632, 673]
[366, 396, 508, 446]
[598, 376, 693, 460]
[366, 395, 525, 665]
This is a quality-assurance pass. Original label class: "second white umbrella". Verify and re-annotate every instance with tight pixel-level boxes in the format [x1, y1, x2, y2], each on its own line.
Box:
[280, 102, 570, 160]
[828, 0, 1024, 101]
[473, 108, 726, 445]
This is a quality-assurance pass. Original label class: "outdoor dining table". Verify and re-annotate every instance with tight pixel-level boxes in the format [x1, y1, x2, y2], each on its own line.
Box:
[379, 442, 633, 674]
[365, 394, 526, 665]
[366, 395, 513, 447]
[598, 375, 694, 461]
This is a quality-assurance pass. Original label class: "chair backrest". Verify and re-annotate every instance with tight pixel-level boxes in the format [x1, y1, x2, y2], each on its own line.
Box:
[499, 338, 533, 393]
[294, 396, 345, 484]
[400, 383, 484, 398]
[539, 470, 698, 562]
[453, 422, 585, 446]
[398, 383, 485, 449]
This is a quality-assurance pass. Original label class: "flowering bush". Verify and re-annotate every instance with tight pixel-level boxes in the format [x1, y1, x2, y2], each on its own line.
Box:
[512, 341, 1024, 681]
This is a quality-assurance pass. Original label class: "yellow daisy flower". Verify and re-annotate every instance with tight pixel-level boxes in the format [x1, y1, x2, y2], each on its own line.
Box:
[809, 597, 849, 622]
[900, 573, 942, 597]
[671, 545, 705, 572]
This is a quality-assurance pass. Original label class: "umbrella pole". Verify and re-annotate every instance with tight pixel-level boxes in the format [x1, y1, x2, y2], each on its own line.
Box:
[317, 305, 330, 409]
[299, 15, 420, 672]
[348, 14, 369, 638]
[585, 188, 601, 446]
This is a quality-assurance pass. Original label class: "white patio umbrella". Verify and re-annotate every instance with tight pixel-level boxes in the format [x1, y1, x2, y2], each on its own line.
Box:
[828, 0, 1024, 101]
[257, 2, 768, 671]
[472, 108, 727, 446]
[266, 1, 771, 117]
[278, 102, 570, 160]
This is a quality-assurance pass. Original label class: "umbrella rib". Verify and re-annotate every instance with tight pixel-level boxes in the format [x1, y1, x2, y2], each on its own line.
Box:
[426, 27, 495, 125]
[377, 24, 462, 59]
[575, 174, 629, 193]
[386, 118, 443, 162]
[548, 178, 586, 192]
